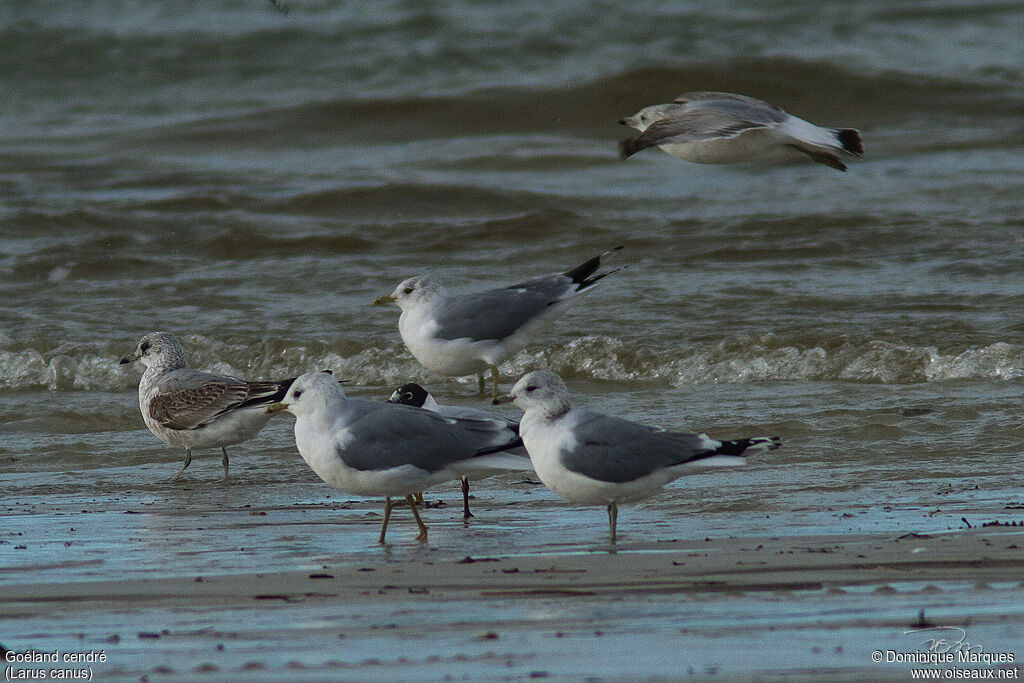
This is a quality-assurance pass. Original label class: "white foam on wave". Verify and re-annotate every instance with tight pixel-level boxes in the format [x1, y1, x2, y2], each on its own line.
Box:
[0, 335, 1020, 392]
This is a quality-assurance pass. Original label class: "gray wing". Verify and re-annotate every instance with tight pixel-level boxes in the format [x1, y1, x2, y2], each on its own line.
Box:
[673, 91, 788, 124]
[149, 369, 251, 430]
[432, 287, 560, 342]
[436, 403, 519, 430]
[337, 400, 520, 472]
[630, 109, 772, 148]
[560, 411, 708, 483]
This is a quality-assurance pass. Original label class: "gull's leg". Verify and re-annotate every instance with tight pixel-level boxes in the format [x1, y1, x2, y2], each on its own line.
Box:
[607, 501, 618, 544]
[461, 476, 473, 519]
[490, 365, 500, 403]
[171, 449, 192, 481]
[477, 372, 486, 396]
[221, 447, 230, 480]
[415, 492, 424, 504]
[378, 496, 393, 544]
[405, 493, 428, 541]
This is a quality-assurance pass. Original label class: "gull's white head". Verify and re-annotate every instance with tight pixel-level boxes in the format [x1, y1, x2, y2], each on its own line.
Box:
[119, 331, 186, 370]
[619, 103, 679, 132]
[509, 369, 572, 418]
[271, 370, 345, 418]
[373, 275, 446, 311]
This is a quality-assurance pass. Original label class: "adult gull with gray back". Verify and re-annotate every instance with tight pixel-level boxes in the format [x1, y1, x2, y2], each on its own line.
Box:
[373, 248, 623, 401]
[388, 382, 531, 519]
[507, 370, 780, 543]
[269, 371, 528, 543]
[620, 91, 863, 171]
[119, 332, 295, 481]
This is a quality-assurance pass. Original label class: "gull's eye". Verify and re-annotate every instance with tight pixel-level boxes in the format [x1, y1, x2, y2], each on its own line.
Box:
[140, 341, 151, 352]
[293, 390, 303, 399]
[525, 385, 538, 393]
[404, 392, 413, 400]
[403, 287, 413, 294]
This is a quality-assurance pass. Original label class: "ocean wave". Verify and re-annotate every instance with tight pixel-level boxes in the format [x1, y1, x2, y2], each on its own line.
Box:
[134, 56, 1024, 148]
[1, 335, 1019, 392]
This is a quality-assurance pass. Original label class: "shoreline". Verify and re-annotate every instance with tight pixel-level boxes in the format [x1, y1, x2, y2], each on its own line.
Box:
[3, 528, 1022, 681]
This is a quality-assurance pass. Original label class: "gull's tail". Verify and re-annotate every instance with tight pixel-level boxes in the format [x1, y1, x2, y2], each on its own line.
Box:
[562, 246, 625, 293]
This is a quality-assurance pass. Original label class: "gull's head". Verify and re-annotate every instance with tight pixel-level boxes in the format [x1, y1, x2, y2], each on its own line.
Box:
[269, 370, 344, 418]
[119, 331, 185, 370]
[387, 382, 431, 408]
[619, 103, 676, 132]
[373, 275, 445, 311]
[509, 369, 572, 417]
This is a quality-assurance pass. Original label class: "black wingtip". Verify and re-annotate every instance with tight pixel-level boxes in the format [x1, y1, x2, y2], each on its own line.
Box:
[714, 436, 781, 456]
[561, 246, 625, 289]
[836, 128, 864, 157]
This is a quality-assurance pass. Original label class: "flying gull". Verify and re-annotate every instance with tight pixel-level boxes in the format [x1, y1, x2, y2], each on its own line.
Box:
[620, 91, 863, 170]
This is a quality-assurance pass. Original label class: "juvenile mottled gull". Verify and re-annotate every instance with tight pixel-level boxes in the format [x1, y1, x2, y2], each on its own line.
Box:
[620, 91, 863, 171]
[119, 332, 294, 481]
[508, 370, 780, 543]
[269, 372, 528, 543]
[388, 382, 531, 519]
[373, 248, 623, 401]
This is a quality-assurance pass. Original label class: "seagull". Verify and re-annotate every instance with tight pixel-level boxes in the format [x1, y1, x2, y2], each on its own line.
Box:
[119, 332, 294, 481]
[507, 370, 780, 543]
[269, 371, 528, 543]
[373, 248, 623, 402]
[619, 91, 863, 171]
[387, 382, 531, 519]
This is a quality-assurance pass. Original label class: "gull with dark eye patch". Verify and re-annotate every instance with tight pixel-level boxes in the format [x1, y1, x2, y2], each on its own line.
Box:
[119, 331, 296, 481]
[373, 248, 625, 402]
[619, 91, 863, 170]
[387, 382, 532, 518]
[508, 369, 781, 544]
[268, 372, 530, 544]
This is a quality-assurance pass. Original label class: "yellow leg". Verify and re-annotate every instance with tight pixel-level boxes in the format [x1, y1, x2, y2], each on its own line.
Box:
[477, 373, 486, 396]
[415, 492, 424, 504]
[378, 497, 393, 544]
[461, 476, 473, 519]
[490, 365, 500, 403]
[172, 449, 192, 481]
[405, 494, 428, 541]
[221, 447, 230, 481]
[607, 501, 618, 544]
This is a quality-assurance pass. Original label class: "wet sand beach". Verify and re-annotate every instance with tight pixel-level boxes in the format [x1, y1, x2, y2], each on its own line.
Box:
[3, 468, 1023, 681]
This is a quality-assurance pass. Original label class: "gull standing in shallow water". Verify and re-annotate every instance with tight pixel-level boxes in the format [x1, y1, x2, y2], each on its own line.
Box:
[387, 382, 531, 519]
[119, 332, 295, 481]
[620, 91, 863, 171]
[269, 371, 528, 543]
[373, 248, 623, 402]
[506, 370, 781, 543]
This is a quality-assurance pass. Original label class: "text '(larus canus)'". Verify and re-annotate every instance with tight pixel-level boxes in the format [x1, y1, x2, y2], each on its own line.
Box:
[508, 370, 780, 543]
[269, 371, 529, 543]
[388, 382, 531, 518]
[373, 248, 624, 402]
[620, 91, 863, 171]
[119, 332, 295, 481]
